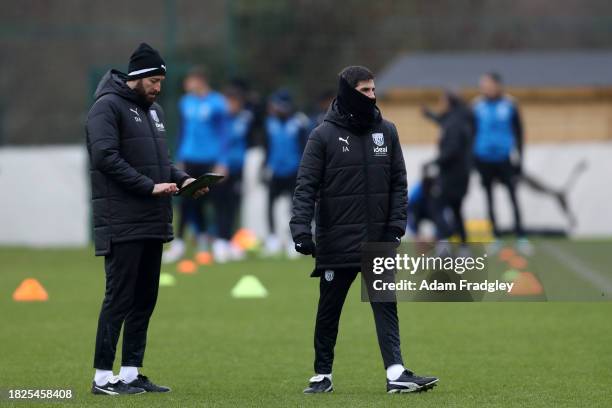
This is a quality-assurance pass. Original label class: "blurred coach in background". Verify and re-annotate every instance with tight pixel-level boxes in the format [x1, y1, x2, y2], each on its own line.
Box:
[86, 43, 206, 396]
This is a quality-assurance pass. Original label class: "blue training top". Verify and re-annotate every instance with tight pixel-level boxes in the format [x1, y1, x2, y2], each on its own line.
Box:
[226, 110, 253, 175]
[265, 113, 310, 177]
[472, 96, 517, 162]
[177, 91, 229, 165]
[409, 182, 424, 205]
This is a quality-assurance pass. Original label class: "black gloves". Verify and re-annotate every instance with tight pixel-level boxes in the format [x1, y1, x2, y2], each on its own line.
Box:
[382, 227, 404, 246]
[294, 236, 316, 256]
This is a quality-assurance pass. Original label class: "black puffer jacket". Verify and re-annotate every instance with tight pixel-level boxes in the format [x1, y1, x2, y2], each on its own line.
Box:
[86, 70, 189, 256]
[429, 104, 474, 200]
[290, 100, 407, 272]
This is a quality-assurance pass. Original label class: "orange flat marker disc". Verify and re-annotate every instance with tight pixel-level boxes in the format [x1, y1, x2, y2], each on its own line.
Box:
[498, 247, 516, 262]
[508, 255, 528, 269]
[195, 251, 213, 265]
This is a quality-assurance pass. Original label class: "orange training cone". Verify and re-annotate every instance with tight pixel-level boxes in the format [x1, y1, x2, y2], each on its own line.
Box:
[13, 278, 48, 302]
[177, 259, 197, 274]
[231, 229, 258, 251]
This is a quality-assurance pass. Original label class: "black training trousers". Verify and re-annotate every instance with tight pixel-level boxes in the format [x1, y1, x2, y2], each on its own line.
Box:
[267, 174, 296, 234]
[178, 162, 230, 239]
[313, 269, 404, 374]
[475, 159, 524, 237]
[430, 193, 467, 243]
[93, 240, 163, 370]
[214, 173, 243, 240]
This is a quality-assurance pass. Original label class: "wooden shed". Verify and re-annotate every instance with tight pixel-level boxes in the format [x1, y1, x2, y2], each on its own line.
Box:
[376, 51, 612, 144]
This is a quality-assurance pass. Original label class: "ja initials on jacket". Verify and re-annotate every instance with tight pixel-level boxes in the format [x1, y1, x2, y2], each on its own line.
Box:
[336, 132, 388, 158]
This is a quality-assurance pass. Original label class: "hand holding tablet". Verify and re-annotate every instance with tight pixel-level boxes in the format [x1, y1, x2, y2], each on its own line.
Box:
[176, 173, 225, 198]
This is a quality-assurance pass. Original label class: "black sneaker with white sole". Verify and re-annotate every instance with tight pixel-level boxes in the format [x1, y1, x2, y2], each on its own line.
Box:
[91, 378, 145, 395]
[303, 375, 333, 394]
[127, 374, 171, 393]
[386, 369, 438, 394]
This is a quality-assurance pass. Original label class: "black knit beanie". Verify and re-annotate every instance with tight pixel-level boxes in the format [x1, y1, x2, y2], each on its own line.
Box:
[127, 43, 167, 80]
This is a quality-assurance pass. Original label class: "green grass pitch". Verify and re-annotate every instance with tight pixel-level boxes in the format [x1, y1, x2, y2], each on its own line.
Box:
[0, 241, 611, 407]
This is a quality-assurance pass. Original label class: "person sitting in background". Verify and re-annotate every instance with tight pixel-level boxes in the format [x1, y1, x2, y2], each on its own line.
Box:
[262, 89, 310, 257]
[422, 91, 474, 255]
[163, 67, 230, 263]
[472, 72, 532, 255]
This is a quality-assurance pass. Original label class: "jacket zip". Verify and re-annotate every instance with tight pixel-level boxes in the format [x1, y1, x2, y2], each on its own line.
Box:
[360, 129, 371, 241]
[143, 108, 166, 222]
[144, 110, 163, 168]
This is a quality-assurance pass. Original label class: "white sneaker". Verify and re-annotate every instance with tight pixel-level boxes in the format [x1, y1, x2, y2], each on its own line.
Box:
[162, 239, 185, 264]
[212, 239, 230, 264]
[263, 235, 282, 256]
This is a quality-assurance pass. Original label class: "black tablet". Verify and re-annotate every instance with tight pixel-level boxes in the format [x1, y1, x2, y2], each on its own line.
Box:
[175, 173, 225, 196]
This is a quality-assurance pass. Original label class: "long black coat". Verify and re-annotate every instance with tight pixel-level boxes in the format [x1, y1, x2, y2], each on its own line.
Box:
[85, 70, 189, 255]
[290, 100, 408, 272]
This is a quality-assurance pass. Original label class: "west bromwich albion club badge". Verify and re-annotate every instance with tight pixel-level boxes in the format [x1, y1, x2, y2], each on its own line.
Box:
[372, 132, 384, 146]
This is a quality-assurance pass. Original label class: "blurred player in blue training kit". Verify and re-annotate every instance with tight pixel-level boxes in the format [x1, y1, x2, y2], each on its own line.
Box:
[262, 89, 310, 258]
[208, 84, 256, 262]
[163, 67, 230, 263]
[473, 72, 532, 255]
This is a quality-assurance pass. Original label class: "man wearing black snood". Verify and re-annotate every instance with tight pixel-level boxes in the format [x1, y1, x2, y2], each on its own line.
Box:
[291, 66, 438, 394]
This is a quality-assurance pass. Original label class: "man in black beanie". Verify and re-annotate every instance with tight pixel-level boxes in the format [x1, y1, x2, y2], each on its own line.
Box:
[291, 66, 438, 394]
[86, 43, 207, 395]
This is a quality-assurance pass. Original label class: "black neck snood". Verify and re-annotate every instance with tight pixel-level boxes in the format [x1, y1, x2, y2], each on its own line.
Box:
[336, 77, 380, 130]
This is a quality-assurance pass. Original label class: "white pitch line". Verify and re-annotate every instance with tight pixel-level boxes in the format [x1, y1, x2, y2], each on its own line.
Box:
[539, 241, 612, 295]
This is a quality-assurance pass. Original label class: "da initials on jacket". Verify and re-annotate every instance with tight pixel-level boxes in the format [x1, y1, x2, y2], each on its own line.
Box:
[85, 69, 189, 256]
[130, 107, 142, 122]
